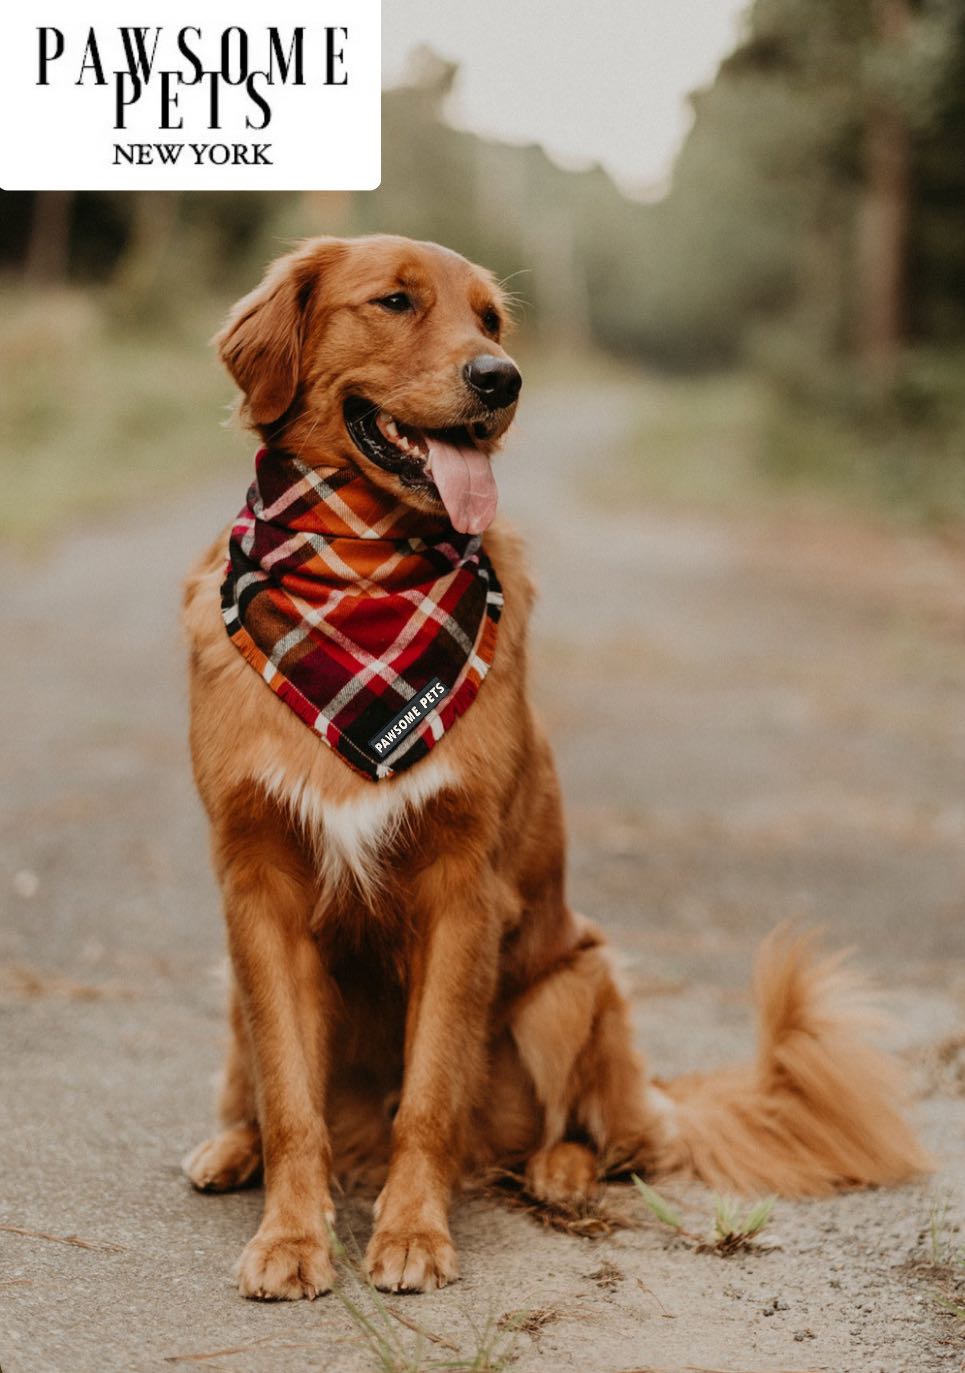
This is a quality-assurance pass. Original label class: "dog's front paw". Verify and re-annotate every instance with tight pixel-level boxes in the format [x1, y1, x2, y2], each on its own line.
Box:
[236, 1229, 334, 1300]
[365, 1227, 459, 1293]
[182, 1125, 262, 1193]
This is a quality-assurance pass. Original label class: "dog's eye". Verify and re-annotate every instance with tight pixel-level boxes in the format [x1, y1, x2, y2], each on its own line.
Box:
[482, 308, 501, 337]
[376, 292, 414, 313]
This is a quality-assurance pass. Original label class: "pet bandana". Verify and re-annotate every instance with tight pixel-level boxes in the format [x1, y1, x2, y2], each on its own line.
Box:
[221, 448, 502, 781]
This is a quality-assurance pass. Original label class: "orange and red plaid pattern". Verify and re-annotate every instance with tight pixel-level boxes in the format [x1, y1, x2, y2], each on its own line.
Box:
[221, 448, 502, 781]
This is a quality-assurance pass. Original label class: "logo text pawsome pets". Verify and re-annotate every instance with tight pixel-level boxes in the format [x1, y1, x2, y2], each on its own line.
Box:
[0, 1, 380, 190]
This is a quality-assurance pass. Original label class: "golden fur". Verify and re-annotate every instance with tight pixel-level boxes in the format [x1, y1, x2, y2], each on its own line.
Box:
[182, 234, 932, 1301]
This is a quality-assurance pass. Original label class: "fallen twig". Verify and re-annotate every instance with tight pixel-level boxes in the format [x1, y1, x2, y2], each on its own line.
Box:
[0, 1224, 125, 1253]
[497, 1304, 564, 1339]
[0, 962, 132, 1002]
[636, 1277, 675, 1318]
[618, 1365, 827, 1373]
[384, 1304, 460, 1353]
[164, 1337, 322, 1364]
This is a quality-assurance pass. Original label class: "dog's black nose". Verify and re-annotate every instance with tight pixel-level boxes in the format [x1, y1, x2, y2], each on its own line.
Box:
[464, 354, 522, 410]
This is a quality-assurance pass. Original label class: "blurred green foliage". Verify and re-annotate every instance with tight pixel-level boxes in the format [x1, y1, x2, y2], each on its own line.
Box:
[598, 362, 965, 526]
[0, 289, 242, 543]
[1, 4, 964, 533]
[4, 10, 963, 369]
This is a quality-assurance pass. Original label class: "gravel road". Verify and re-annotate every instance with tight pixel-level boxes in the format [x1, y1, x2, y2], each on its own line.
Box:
[1, 379, 963, 1373]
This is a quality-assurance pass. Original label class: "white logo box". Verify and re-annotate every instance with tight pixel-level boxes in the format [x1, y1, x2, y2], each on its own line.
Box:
[0, 0, 380, 190]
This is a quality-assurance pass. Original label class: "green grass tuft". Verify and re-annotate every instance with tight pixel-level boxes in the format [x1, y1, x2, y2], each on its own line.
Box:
[924, 1193, 965, 1325]
[632, 1175, 777, 1256]
[631, 1176, 686, 1232]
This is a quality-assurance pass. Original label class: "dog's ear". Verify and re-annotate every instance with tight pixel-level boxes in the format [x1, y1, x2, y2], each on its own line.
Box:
[215, 239, 343, 427]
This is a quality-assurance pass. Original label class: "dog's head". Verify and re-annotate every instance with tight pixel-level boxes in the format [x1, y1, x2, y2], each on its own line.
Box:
[216, 234, 521, 535]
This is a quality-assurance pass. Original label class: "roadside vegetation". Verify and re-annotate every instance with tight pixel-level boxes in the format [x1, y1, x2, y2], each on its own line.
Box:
[3, 4, 965, 547]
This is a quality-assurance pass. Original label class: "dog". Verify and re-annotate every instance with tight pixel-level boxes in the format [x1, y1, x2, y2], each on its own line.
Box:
[181, 234, 931, 1301]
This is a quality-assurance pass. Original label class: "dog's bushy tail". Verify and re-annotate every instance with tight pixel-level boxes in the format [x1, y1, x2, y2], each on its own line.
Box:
[649, 928, 934, 1196]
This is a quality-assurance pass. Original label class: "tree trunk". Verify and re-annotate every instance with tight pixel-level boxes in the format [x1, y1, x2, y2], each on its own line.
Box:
[113, 192, 180, 302]
[856, 0, 912, 381]
[24, 192, 75, 285]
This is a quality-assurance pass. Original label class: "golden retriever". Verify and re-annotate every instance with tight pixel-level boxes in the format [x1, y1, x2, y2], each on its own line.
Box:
[181, 234, 931, 1301]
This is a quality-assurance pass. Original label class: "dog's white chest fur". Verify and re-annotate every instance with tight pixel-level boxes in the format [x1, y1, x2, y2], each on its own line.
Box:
[255, 755, 456, 888]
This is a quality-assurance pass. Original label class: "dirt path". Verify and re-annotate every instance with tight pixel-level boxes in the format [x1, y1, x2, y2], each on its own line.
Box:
[1, 379, 963, 1373]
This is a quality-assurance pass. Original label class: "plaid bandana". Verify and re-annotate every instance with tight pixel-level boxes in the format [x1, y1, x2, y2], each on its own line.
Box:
[221, 448, 502, 781]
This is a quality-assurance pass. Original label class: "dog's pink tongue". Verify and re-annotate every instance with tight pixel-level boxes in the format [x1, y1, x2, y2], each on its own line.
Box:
[426, 437, 498, 535]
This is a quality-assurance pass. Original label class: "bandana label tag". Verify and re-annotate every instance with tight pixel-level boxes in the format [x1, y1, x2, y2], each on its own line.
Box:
[369, 678, 449, 760]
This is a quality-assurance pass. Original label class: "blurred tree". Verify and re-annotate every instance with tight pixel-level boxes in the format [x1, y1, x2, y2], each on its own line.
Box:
[909, 0, 965, 342]
[644, 0, 964, 384]
[25, 191, 75, 284]
[1, 14, 962, 397]
[857, 0, 912, 378]
[112, 193, 180, 304]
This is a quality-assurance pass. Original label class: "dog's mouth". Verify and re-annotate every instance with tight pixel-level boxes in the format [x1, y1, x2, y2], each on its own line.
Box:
[343, 397, 500, 536]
